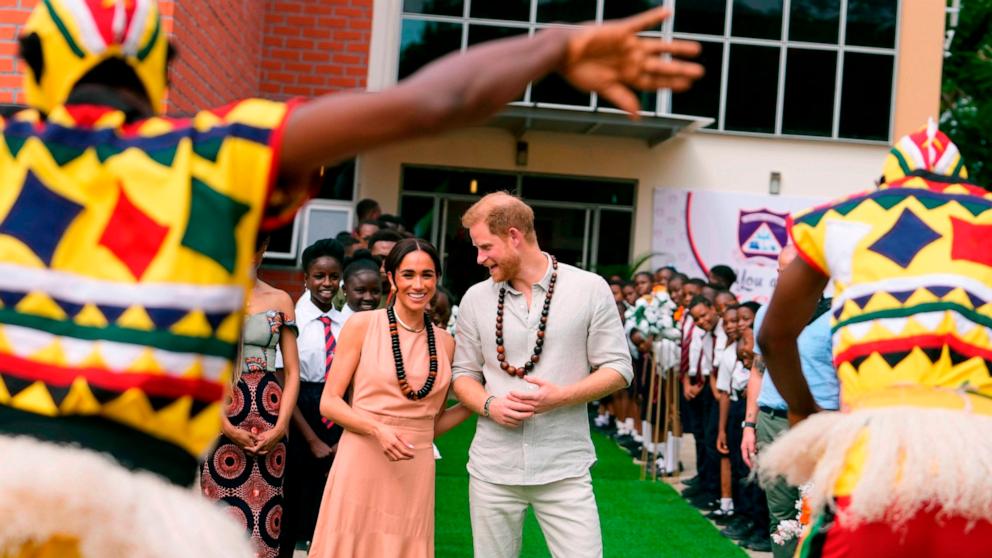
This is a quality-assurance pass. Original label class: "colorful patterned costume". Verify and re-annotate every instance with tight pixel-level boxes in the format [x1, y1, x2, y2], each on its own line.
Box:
[759, 123, 992, 556]
[0, 1, 305, 556]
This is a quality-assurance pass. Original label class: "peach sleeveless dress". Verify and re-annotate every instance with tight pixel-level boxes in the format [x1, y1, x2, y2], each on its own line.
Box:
[308, 309, 451, 558]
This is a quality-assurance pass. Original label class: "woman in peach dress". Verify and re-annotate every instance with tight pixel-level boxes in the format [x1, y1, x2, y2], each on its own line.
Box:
[310, 239, 470, 557]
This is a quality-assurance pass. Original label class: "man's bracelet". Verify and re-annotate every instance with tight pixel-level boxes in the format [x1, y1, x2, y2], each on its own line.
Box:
[483, 395, 496, 418]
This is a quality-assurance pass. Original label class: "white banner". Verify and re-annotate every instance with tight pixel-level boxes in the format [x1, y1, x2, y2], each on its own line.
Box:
[652, 188, 827, 302]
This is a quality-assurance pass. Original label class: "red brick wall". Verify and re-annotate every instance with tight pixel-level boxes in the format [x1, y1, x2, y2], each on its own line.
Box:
[166, 0, 266, 115]
[259, 267, 306, 301]
[0, 2, 33, 105]
[260, 0, 372, 100]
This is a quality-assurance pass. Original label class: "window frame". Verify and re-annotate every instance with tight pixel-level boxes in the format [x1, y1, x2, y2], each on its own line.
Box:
[379, 0, 901, 143]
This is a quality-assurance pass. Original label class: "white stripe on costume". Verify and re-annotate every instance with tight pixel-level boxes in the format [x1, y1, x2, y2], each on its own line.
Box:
[0, 264, 244, 313]
[0, 324, 228, 381]
[60, 0, 108, 54]
[123, 0, 153, 55]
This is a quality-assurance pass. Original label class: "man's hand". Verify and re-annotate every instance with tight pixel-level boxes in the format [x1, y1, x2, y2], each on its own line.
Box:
[487, 397, 536, 428]
[562, 7, 704, 117]
[741, 426, 757, 468]
[507, 376, 567, 414]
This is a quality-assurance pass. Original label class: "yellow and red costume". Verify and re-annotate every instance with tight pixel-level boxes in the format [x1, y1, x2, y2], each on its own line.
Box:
[0, 1, 307, 556]
[760, 123, 992, 557]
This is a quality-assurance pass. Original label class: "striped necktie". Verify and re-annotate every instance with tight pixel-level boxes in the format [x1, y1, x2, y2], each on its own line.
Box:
[318, 315, 336, 428]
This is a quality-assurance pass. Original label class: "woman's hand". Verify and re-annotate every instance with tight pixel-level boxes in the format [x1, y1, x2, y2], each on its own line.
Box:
[224, 424, 258, 453]
[250, 426, 287, 455]
[373, 424, 415, 462]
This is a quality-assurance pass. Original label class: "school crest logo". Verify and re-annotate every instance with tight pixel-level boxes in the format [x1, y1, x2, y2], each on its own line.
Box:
[738, 208, 790, 260]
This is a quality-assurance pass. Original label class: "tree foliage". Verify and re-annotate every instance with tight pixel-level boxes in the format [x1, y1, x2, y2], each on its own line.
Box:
[942, 0, 992, 186]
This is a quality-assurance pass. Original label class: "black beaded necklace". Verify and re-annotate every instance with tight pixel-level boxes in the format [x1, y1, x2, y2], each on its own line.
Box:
[496, 256, 557, 378]
[387, 306, 438, 400]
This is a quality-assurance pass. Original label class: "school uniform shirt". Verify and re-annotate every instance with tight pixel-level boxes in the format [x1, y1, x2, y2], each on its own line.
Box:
[715, 340, 747, 400]
[276, 294, 347, 382]
[688, 324, 714, 378]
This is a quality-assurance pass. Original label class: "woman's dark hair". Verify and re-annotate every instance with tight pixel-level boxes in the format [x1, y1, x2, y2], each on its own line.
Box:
[301, 238, 344, 272]
[383, 238, 442, 278]
[343, 249, 381, 281]
[740, 301, 762, 314]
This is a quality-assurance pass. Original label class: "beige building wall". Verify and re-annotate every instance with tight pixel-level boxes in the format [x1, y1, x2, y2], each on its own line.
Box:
[358, 0, 944, 261]
[358, 129, 888, 257]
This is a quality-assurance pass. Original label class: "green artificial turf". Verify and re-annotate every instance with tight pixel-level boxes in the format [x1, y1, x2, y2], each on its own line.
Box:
[434, 417, 747, 557]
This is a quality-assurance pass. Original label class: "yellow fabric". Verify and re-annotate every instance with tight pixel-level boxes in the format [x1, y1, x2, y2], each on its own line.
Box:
[0, 98, 292, 457]
[22, 0, 170, 114]
[5, 536, 82, 558]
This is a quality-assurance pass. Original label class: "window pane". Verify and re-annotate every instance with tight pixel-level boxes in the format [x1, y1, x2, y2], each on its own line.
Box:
[839, 53, 892, 140]
[471, 0, 530, 22]
[732, 0, 784, 39]
[724, 45, 780, 133]
[596, 210, 633, 271]
[538, 0, 596, 23]
[846, 0, 897, 48]
[316, 159, 356, 200]
[522, 175, 635, 205]
[400, 195, 437, 241]
[605, 0, 663, 22]
[533, 206, 588, 268]
[402, 167, 516, 196]
[467, 24, 528, 46]
[531, 72, 591, 106]
[673, 0, 725, 35]
[782, 49, 836, 137]
[263, 216, 297, 259]
[671, 40, 723, 125]
[398, 19, 462, 80]
[402, 0, 463, 16]
[598, 90, 658, 113]
[788, 0, 840, 43]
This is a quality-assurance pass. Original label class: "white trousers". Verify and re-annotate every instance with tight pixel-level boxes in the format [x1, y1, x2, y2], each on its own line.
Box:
[468, 472, 602, 558]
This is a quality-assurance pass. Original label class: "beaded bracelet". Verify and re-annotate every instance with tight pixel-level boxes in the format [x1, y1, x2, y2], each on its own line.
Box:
[483, 395, 496, 418]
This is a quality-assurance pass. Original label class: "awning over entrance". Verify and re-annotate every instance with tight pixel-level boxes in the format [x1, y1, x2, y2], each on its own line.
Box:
[486, 105, 713, 147]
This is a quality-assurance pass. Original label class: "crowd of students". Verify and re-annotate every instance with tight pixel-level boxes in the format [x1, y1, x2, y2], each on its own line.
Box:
[594, 264, 777, 553]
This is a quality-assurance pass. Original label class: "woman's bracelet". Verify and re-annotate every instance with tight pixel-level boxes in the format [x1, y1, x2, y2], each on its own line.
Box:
[482, 395, 496, 418]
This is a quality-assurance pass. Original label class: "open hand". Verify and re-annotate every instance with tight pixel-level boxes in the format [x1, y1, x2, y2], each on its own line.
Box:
[562, 7, 704, 117]
[487, 396, 536, 428]
[373, 424, 415, 462]
[508, 376, 565, 414]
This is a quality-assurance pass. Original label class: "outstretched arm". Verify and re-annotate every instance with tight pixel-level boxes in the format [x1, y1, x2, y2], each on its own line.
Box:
[756, 258, 829, 424]
[278, 8, 702, 181]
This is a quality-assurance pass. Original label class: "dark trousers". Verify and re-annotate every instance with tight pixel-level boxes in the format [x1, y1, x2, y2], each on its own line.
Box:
[728, 397, 769, 534]
[700, 386, 720, 496]
[279, 382, 341, 555]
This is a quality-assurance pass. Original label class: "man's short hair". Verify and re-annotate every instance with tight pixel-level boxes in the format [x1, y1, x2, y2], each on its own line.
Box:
[710, 264, 738, 287]
[367, 228, 404, 251]
[355, 218, 380, 231]
[688, 295, 713, 310]
[657, 265, 677, 274]
[687, 278, 707, 287]
[461, 192, 536, 242]
[673, 273, 689, 282]
[356, 198, 380, 221]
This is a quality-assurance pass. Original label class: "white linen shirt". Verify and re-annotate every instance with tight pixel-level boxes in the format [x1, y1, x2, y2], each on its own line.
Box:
[452, 255, 633, 486]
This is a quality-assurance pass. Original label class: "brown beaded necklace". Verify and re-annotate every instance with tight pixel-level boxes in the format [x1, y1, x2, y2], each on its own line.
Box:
[496, 256, 557, 378]
[387, 306, 438, 400]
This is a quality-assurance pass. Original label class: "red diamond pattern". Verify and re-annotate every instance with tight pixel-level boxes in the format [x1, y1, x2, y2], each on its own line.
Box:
[98, 186, 169, 280]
